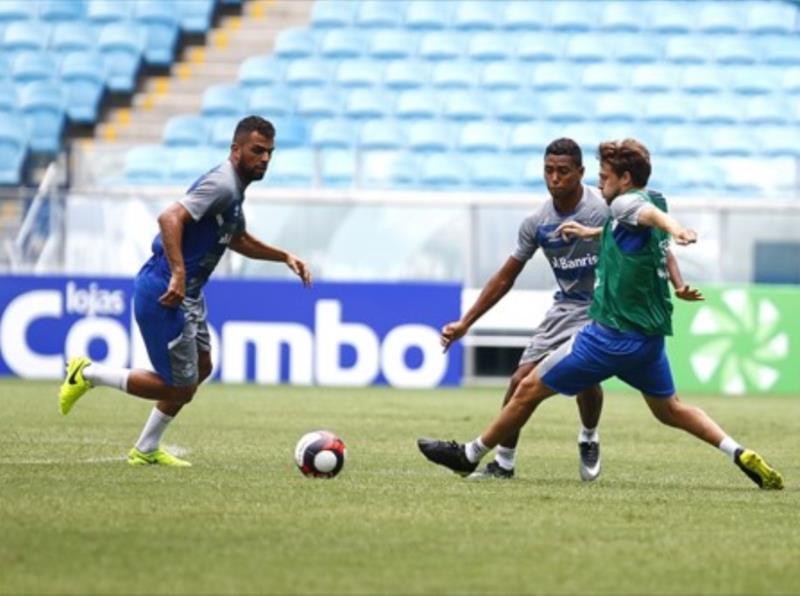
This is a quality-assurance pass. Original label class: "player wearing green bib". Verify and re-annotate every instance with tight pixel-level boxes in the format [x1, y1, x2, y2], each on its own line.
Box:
[419, 139, 784, 490]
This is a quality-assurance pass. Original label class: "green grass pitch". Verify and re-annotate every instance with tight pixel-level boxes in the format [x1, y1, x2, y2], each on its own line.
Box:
[1, 379, 798, 594]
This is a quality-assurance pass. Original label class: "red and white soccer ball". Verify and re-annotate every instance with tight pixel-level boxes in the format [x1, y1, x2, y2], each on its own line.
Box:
[294, 430, 347, 478]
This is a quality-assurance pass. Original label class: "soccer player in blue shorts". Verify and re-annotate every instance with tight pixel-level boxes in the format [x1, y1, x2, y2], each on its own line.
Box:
[58, 116, 312, 466]
[441, 138, 702, 482]
[419, 139, 783, 489]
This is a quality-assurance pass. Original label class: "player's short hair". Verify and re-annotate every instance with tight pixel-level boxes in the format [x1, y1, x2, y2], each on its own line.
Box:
[544, 138, 582, 168]
[233, 115, 275, 144]
[597, 139, 651, 187]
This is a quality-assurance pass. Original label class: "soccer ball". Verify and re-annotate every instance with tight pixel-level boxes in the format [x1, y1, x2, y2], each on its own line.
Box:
[294, 430, 346, 478]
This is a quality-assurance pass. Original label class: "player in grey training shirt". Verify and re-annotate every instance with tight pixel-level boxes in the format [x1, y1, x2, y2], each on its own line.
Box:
[440, 138, 702, 480]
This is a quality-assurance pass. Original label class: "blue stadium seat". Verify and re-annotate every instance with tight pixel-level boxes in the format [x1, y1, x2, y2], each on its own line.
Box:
[531, 63, 573, 92]
[238, 55, 284, 89]
[565, 35, 606, 63]
[267, 147, 315, 187]
[680, 66, 725, 94]
[707, 127, 752, 157]
[407, 120, 451, 152]
[345, 88, 392, 120]
[670, 159, 721, 191]
[581, 63, 626, 92]
[169, 146, 221, 186]
[284, 59, 329, 87]
[320, 149, 356, 187]
[713, 36, 757, 65]
[761, 35, 800, 66]
[643, 94, 689, 124]
[271, 118, 307, 148]
[490, 90, 540, 122]
[503, 1, 550, 31]
[560, 123, 602, 151]
[201, 84, 247, 119]
[0, 113, 27, 185]
[335, 59, 383, 88]
[274, 28, 317, 60]
[664, 37, 709, 64]
[509, 122, 559, 154]
[629, 64, 677, 93]
[459, 121, 505, 153]
[742, 96, 788, 126]
[517, 33, 563, 62]
[594, 94, 640, 123]
[175, 0, 215, 34]
[358, 120, 405, 150]
[419, 31, 465, 61]
[362, 151, 419, 188]
[431, 61, 475, 89]
[467, 153, 522, 189]
[12, 51, 57, 84]
[697, 3, 742, 34]
[319, 29, 364, 59]
[51, 22, 95, 54]
[162, 114, 208, 146]
[420, 153, 467, 188]
[367, 29, 415, 59]
[209, 116, 240, 148]
[395, 89, 440, 119]
[0, 79, 19, 115]
[615, 34, 661, 63]
[468, 32, 512, 62]
[660, 126, 705, 157]
[756, 127, 800, 158]
[88, 0, 132, 33]
[356, 1, 405, 29]
[522, 156, 547, 189]
[384, 60, 429, 89]
[783, 67, 800, 94]
[745, 2, 798, 35]
[97, 22, 144, 93]
[598, 2, 641, 33]
[310, 0, 357, 29]
[296, 87, 340, 119]
[124, 145, 170, 183]
[41, 0, 85, 23]
[248, 86, 295, 119]
[0, 1, 35, 25]
[60, 51, 105, 123]
[135, 0, 180, 66]
[647, 2, 693, 34]
[311, 119, 354, 149]
[3, 21, 49, 57]
[405, 1, 452, 30]
[454, 1, 499, 31]
[550, 2, 599, 32]
[693, 95, 740, 125]
[443, 92, 488, 121]
[729, 66, 777, 95]
[19, 81, 65, 153]
[481, 61, 525, 91]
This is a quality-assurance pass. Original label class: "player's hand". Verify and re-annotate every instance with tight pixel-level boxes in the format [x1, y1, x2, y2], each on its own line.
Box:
[440, 321, 468, 352]
[287, 254, 312, 287]
[159, 272, 185, 308]
[673, 228, 698, 246]
[555, 221, 601, 241]
[675, 285, 704, 301]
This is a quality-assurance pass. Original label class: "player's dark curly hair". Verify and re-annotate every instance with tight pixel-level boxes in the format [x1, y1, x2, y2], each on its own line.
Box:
[544, 138, 583, 168]
[597, 139, 651, 187]
[233, 115, 275, 143]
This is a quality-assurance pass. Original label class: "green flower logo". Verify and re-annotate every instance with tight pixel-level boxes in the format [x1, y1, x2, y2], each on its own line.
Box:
[689, 290, 789, 395]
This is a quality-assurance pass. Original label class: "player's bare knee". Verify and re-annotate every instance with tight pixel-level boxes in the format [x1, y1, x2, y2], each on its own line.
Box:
[198, 363, 212, 383]
[169, 384, 197, 403]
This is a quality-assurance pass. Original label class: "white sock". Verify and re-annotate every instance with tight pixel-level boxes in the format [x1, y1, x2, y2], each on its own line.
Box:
[83, 362, 130, 392]
[494, 446, 516, 471]
[464, 438, 489, 464]
[134, 407, 174, 453]
[579, 426, 599, 443]
[718, 436, 742, 461]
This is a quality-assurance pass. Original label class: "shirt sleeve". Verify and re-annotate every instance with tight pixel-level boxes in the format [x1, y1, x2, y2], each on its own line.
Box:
[180, 175, 230, 222]
[610, 193, 650, 227]
[511, 215, 539, 262]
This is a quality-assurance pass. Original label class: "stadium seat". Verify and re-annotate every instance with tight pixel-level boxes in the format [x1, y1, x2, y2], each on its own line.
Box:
[680, 66, 725, 94]
[248, 87, 295, 119]
[443, 91, 489, 122]
[284, 59, 330, 87]
[274, 28, 317, 60]
[468, 33, 512, 62]
[395, 89, 440, 119]
[560, 123, 602, 152]
[503, 1, 550, 30]
[531, 63, 573, 92]
[419, 31, 465, 61]
[712, 36, 757, 65]
[169, 145, 221, 186]
[407, 120, 451, 152]
[335, 59, 383, 88]
[311, 119, 354, 149]
[209, 116, 240, 148]
[0, 79, 19, 115]
[669, 159, 720, 191]
[459, 121, 506, 153]
[40, 0, 85, 23]
[729, 66, 777, 95]
[271, 117, 307, 148]
[310, 0, 357, 29]
[420, 153, 467, 188]
[0, 0, 34, 25]
[707, 127, 753, 157]
[697, 3, 742, 34]
[615, 34, 661, 63]
[367, 29, 415, 60]
[362, 151, 419, 188]
[19, 81, 66, 153]
[745, 2, 798, 35]
[267, 147, 315, 187]
[97, 22, 145, 93]
[87, 0, 132, 33]
[201, 84, 247, 119]
[384, 61, 429, 90]
[320, 149, 356, 187]
[319, 29, 364, 59]
[453, 1, 499, 31]
[783, 67, 800, 94]
[594, 94, 639, 123]
[467, 153, 523, 189]
[692, 95, 740, 125]
[135, 0, 180, 66]
[664, 37, 709, 64]
[581, 63, 626, 92]
[490, 90, 540, 122]
[51, 22, 95, 54]
[344, 88, 392, 120]
[598, 2, 641, 33]
[356, 1, 405, 29]
[517, 33, 563, 62]
[509, 122, 560, 154]
[60, 51, 106, 123]
[238, 55, 284, 89]
[162, 114, 208, 146]
[742, 96, 788, 126]
[358, 120, 405, 150]
[564, 35, 607, 63]
[431, 61, 475, 89]
[643, 94, 690, 125]
[2, 21, 49, 57]
[550, 2, 599, 32]
[629, 64, 677, 93]
[647, 2, 693, 34]
[405, 1, 452, 30]
[660, 126, 705, 157]
[521, 156, 547, 189]
[296, 87, 341, 119]
[761, 36, 800, 66]
[176, 0, 216, 34]
[0, 113, 27, 185]
[755, 126, 800, 158]
[123, 145, 170, 183]
[481, 61, 525, 91]
[11, 51, 57, 84]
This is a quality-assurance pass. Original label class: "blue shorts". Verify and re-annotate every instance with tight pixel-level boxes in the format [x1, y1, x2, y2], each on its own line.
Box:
[538, 322, 675, 398]
[133, 266, 209, 387]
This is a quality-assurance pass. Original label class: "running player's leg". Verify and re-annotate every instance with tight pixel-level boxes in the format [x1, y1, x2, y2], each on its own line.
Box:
[576, 383, 603, 481]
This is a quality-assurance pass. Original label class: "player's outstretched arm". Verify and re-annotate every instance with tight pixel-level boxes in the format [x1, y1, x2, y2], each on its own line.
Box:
[157, 202, 194, 307]
[229, 231, 312, 287]
[666, 250, 704, 301]
[441, 257, 524, 352]
[637, 206, 697, 246]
